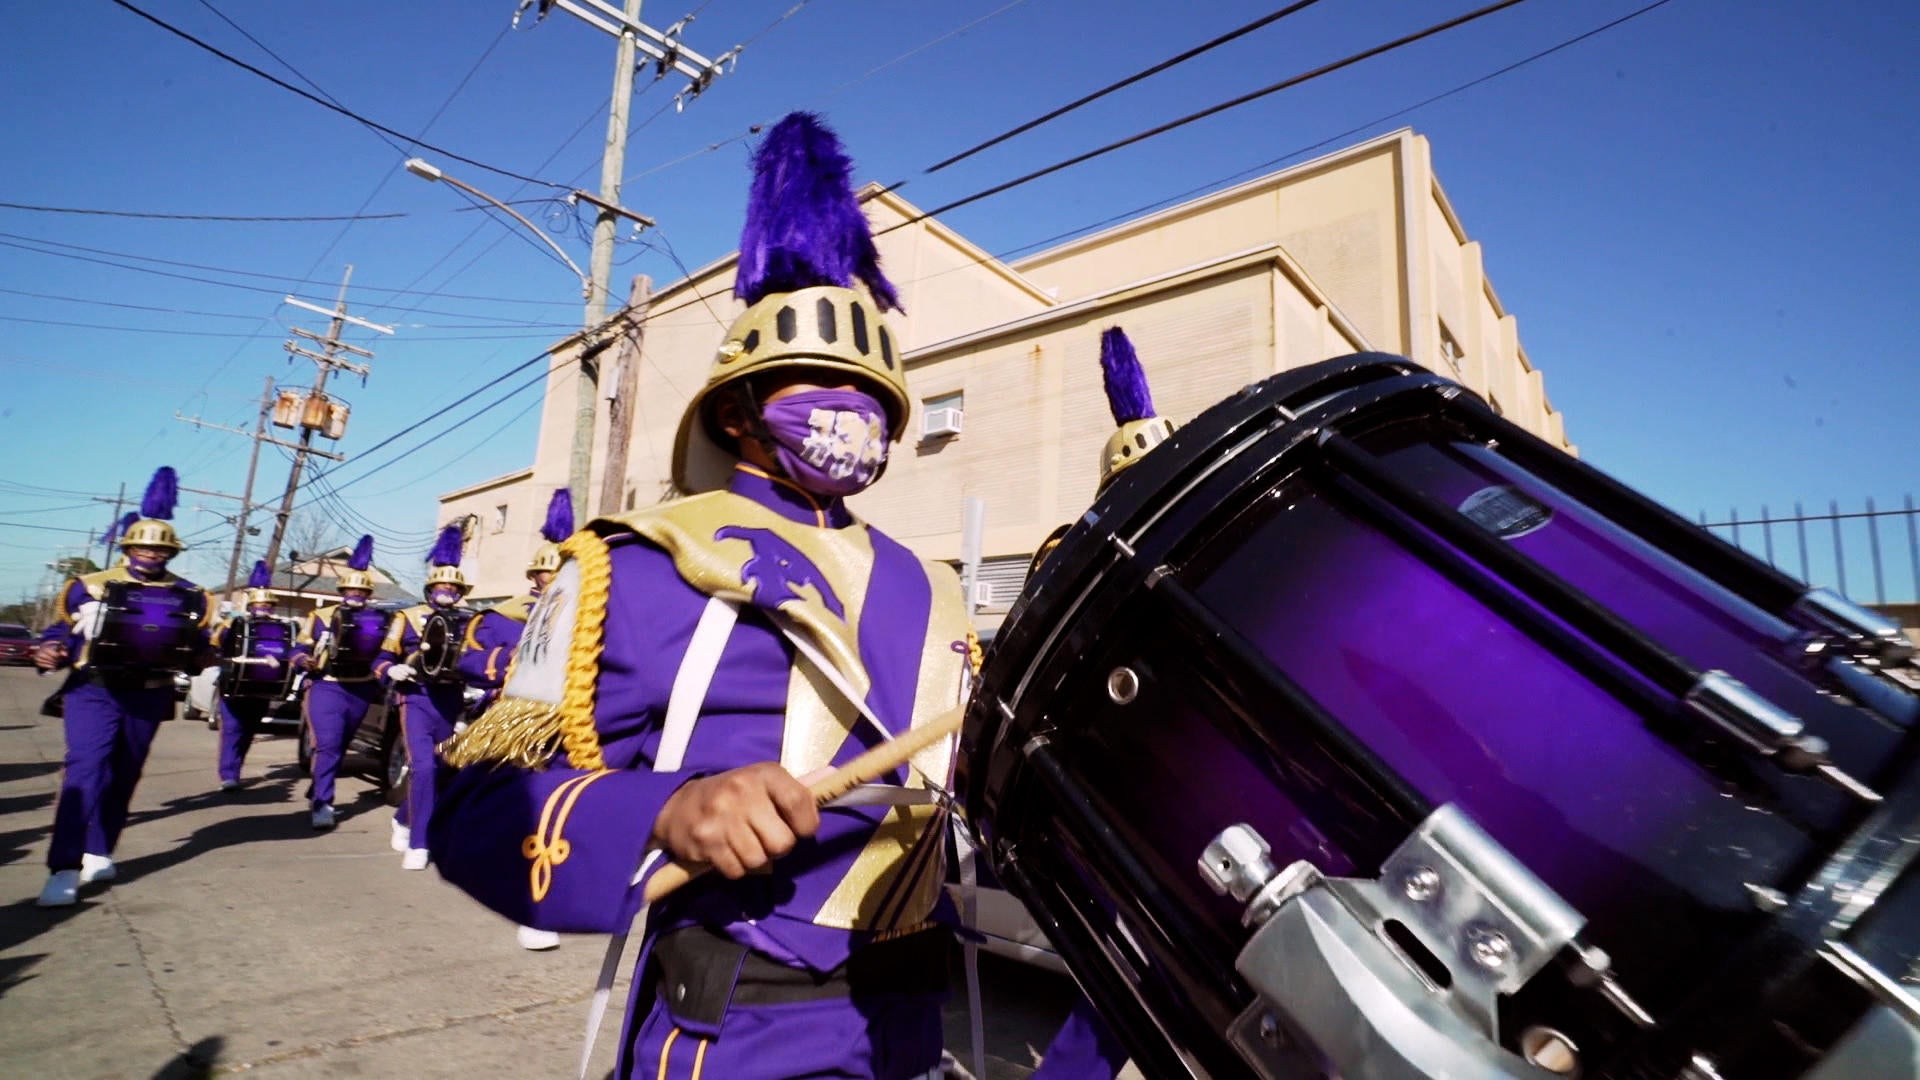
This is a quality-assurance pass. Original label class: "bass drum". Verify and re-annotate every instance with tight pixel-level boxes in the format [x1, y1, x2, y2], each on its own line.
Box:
[323, 607, 388, 680]
[962, 355, 1920, 1080]
[218, 616, 296, 699]
[89, 579, 207, 674]
[418, 610, 474, 683]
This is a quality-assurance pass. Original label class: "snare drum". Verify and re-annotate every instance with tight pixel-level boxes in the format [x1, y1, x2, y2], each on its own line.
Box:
[88, 579, 207, 674]
[322, 607, 388, 680]
[963, 355, 1920, 1080]
[218, 616, 296, 699]
[418, 609, 474, 683]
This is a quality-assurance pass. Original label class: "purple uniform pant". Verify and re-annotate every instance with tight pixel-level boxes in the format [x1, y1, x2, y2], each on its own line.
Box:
[1032, 997, 1129, 1079]
[623, 988, 946, 1080]
[49, 679, 171, 871]
[305, 679, 380, 809]
[391, 684, 462, 843]
[217, 696, 270, 784]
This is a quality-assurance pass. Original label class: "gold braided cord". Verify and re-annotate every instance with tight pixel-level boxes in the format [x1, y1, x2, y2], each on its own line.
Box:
[521, 770, 611, 902]
[437, 696, 565, 768]
[966, 626, 983, 677]
[555, 530, 610, 772]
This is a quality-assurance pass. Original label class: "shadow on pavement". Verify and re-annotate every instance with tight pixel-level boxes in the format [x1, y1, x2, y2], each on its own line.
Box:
[0, 760, 60, 784]
[150, 1035, 224, 1079]
[0, 951, 47, 1000]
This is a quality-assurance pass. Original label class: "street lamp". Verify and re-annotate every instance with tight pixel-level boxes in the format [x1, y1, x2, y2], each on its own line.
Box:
[404, 157, 592, 298]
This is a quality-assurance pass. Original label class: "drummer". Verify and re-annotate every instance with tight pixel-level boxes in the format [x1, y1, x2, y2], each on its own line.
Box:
[290, 535, 383, 831]
[373, 525, 472, 871]
[33, 466, 213, 907]
[1023, 327, 1173, 1079]
[209, 560, 283, 791]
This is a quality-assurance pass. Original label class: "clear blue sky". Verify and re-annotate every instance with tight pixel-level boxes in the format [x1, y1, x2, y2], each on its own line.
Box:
[1, 0, 1916, 602]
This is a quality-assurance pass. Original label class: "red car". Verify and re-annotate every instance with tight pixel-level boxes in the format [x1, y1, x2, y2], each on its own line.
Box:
[0, 624, 35, 665]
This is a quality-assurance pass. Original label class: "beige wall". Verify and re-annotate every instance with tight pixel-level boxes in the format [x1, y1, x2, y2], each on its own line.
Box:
[436, 467, 540, 603]
[442, 128, 1572, 621]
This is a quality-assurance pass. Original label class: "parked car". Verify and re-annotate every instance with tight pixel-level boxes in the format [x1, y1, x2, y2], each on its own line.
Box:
[182, 665, 304, 732]
[0, 623, 35, 665]
[296, 681, 486, 807]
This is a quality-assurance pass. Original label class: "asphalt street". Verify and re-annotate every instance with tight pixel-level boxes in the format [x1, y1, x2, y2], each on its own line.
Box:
[0, 667, 1095, 1079]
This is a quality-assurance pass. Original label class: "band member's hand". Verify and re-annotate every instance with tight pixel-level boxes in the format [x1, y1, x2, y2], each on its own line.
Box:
[651, 762, 820, 879]
[259, 656, 280, 670]
[292, 654, 314, 670]
[34, 643, 66, 671]
[387, 663, 417, 683]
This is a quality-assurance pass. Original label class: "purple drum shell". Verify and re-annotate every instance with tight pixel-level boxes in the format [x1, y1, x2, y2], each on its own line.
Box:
[234, 619, 292, 684]
[328, 608, 388, 677]
[92, 580, 204, 671]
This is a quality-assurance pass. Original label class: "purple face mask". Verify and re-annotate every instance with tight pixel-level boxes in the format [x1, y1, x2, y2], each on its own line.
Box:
[759, 390, 890, 498]
[429, 586, 463, 607]
[342, 593, 370, 610]
[126, 553, 169, 578]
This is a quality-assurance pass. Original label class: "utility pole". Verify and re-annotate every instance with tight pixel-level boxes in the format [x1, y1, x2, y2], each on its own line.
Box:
[597, 275, 651, 516]
[261, 266, 390, 573]
[520, 0, 737, 522]
[89, 482, 128, 563]
[223, 376, 274, 602]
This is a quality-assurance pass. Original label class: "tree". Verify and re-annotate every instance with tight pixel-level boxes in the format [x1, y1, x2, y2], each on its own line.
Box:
[284, 513, 342, 564]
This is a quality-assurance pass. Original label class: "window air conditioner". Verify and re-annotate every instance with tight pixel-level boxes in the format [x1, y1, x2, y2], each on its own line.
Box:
[972, 580, 995, 607]
[922, 406, 964, 439]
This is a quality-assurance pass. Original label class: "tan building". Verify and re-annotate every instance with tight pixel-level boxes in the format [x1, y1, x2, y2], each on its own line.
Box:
[440, 129, 1570, 628]
[436, 467, 548, 604]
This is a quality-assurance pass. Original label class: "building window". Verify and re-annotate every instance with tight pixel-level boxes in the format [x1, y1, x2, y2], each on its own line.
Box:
[1438, 322, 1464, 376]
[491, 504, 508, 534]
[921, 391, 964, 440]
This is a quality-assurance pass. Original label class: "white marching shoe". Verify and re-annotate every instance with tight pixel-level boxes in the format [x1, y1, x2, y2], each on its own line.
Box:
[390, 817, 410, 853]
[311, 804, 336, 830]
[516, 926, 560, 951]
[79, 853, 117, 884]
[37, 870, 80, 908]
[220, 779, 240, 791]
[401, 848, 430, 871]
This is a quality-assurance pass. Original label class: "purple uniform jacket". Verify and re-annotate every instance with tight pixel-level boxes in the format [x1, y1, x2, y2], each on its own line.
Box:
[374, 603, 458, 682]
[42, 567, 211, 670]
[432, 467, 968, 975]
[457, 595, 537, 689]
[292, 606, 380, 683]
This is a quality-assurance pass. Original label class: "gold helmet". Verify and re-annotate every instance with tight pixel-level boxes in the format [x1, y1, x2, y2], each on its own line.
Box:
[1093, 327, 1176, 492]
[244, 560, 274, 609]
[425, 524, 470, 596]
[671, 113, 910, 495]
[339, 534, 376, 594]
[119, 466, 185, 552]
[527, 487, 573, 577]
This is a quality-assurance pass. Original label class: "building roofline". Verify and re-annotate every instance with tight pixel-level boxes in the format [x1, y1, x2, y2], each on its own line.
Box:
[438, 466, 535, 502]
[905, 242, 1371, 366]
[1009, 128, 1416, 270]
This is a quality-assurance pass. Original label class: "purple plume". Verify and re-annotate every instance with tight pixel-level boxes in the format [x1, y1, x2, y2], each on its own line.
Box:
[347, 534, 374, 571]
[247, 559, 272, 589]
[140, 466, 179, 520]
[541, 488, 574, 544]
[103, 510, 139, 548]
[734, 112, 901, 313]
[427, 524, 464, 568]
[1099, 327, 1156, 425]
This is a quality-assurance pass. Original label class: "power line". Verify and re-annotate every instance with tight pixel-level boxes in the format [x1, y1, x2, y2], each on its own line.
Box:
[879, 0, 1533, 234]
[0, 200, 408, 222]
[926, 0, 1326, 173]
[0, 312, 566, 341]
[105, 0, 566, 190]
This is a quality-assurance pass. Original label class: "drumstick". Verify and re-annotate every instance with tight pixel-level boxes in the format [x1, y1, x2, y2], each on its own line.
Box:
[642, 702, 966, 904]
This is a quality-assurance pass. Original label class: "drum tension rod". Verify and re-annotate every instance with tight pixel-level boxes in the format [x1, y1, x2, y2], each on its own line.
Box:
[1313, 432, 1883, 807]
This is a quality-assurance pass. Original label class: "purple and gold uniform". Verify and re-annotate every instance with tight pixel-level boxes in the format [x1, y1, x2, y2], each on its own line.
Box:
[378, 523, 473, 861]
[35, 466, 210, 907]
[42, 564, 211, 871]
[291, 535, 383, 825]
[433, 467, 969, 1077]
[456, 592, 535, 709]
[209, 615, 271, 785]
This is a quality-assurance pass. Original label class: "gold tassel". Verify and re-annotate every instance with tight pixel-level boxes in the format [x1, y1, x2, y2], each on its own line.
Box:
[438, 696, 567, 769]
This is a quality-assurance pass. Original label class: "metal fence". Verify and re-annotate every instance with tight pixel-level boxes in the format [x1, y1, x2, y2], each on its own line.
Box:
[1698, 497, 1920, 605]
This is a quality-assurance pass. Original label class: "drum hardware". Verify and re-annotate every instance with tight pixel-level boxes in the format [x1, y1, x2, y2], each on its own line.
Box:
[1201, 809, 1597, 1079]
[1465, 405, 1916, 674]
[1681, 1055, 1730, 1080]
[1314, 431, 1883, 806]
[1743, 883, 1790, 913]
[1106, 667, 1140, 705]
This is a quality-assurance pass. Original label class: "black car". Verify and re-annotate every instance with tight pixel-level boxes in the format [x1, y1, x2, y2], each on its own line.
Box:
[296, 682, 485, 807]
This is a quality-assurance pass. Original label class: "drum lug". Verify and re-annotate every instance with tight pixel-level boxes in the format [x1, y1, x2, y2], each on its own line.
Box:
[1202, 807, 1613, 1078]
[1684, 670, 1883, 803]
[1790, 588, 1916, 667]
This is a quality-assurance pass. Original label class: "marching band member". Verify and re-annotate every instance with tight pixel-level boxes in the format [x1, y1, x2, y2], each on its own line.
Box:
[457, 487, 571, 711]
[290, 535, 383, 831]
[209, 560, 281, 791]
[1024, 327, 1172, 1079]
[431, 113, 971, 1078]
[33, 467, 213, 907]
[375, 524, 472, 871]
[456, 488, 573, 951]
